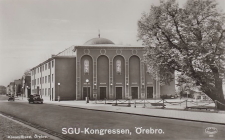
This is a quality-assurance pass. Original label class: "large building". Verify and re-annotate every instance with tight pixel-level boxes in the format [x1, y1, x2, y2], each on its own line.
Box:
[30, 37, 175, 101]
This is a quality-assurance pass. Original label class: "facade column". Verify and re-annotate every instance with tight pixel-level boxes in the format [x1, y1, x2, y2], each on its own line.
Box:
[125, 60, 129, 98]
[76, 60, 80, 100]
[93, 60, 97, 99]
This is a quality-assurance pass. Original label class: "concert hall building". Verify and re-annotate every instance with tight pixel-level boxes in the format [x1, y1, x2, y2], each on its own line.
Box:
[30, 37, 175, 101]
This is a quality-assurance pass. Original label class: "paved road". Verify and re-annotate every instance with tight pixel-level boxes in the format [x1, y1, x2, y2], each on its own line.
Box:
[0, 96, 224, 140]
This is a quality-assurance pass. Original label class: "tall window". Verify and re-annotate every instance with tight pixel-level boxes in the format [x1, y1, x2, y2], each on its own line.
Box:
[116, 60, 121, 74]
[48, 75, 50, 83]
[48, 88, 50, 96]
[52, 61, 54, 68]
[84, 60, 89, 74]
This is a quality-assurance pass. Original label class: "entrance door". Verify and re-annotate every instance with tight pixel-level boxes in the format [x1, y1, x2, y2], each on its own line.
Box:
[83, 87, 90, 100]
[147, 87, 153, 99]
[131, 87, 138, 99]
[100, 87, 106, 100]
[116, 87, 122, 99]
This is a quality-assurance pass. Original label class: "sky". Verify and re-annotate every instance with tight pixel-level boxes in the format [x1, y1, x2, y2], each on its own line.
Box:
[0, 0, 225, 87]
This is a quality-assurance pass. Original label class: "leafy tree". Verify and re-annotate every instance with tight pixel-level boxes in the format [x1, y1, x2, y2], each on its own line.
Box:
[138, 0, 225, 109]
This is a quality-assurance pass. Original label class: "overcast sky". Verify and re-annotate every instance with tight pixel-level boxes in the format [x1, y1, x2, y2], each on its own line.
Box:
[0, 0, 225, 86]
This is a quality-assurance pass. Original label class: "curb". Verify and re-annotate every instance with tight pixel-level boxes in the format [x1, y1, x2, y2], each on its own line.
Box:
[45, 102, 225, 126]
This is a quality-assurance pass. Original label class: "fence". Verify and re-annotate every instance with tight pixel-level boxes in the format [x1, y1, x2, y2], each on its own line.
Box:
[91, 98, 220, 111]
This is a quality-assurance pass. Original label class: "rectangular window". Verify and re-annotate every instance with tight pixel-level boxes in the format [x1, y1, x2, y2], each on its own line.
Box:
[52, 61, 54, 68]
[37, 78, 39, 85]
[45, 64, 47, 70]
[45, 76, 47, 83]
[43, 65, 44, 71]
[48, 75, 50, 83]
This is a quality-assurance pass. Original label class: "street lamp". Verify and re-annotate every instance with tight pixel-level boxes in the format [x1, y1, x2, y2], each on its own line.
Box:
[86, 79, 89, 103]
[58, 83, 60, 102]
[22, 87, 23, 100]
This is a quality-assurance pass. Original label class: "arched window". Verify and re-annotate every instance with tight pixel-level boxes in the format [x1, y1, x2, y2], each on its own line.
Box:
[116, 60, 121, 74]
[84, 60, 89, 74]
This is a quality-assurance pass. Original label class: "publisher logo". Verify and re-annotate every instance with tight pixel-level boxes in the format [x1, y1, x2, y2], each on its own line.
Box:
[205, 127, 218, 137]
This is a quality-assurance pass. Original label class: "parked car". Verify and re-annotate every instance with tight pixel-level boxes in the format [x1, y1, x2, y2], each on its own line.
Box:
[8, 95, 14, 101]
[28, 94, 43, 104]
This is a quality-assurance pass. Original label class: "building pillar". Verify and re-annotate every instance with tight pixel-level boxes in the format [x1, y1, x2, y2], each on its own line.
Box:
[125, 60, 129, 98]
[93, 60, 97, 99]
[109, 60, 113, 99]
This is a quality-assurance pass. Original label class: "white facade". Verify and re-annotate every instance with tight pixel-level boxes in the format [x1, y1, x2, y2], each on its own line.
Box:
[31, 59, 55, 101]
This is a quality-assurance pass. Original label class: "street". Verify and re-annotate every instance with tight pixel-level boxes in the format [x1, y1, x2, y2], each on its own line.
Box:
[0, 96, 224, 140]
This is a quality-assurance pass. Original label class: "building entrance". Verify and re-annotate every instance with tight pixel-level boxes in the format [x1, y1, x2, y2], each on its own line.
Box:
[100, 87, 106, 100]
[116, 87, 122, 99]
[83, 87, 90, 100]
[131, 87, 138, 99]
[147, 87, 153, 98]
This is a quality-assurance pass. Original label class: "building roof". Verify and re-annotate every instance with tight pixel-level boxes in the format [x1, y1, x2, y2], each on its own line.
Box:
[84, 38, 115, 45]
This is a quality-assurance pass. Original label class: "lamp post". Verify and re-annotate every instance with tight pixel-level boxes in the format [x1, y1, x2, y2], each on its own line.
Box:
[86, 79, 89, 103]
[58, 83, 60, 102]
[22, 87, 23, 100]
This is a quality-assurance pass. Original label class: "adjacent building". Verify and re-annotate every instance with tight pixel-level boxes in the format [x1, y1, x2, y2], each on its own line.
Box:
[30, 46, 76, 101]
[30, 37, 175, 101]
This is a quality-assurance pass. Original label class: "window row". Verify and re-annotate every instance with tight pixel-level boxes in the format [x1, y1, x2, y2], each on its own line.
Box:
[31, 74, 54, 86]
[84, 59, 121, 75]
[31, 60, 54, 75]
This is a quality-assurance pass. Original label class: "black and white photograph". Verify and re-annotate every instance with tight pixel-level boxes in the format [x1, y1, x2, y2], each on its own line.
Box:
[0, 0, 225, 140]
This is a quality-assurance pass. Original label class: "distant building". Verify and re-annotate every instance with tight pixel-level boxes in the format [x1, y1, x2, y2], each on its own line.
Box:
[22, 71, 31, 97]
[9, 82, 15, 96]
[30, 37, 175, 101]
[14, 79, 22, 96]
[0, 86, 6, 95]
[6, 85, 10, 95]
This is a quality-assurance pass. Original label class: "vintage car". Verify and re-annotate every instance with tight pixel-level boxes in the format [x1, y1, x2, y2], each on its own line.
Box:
[8, 95, 15, 101]
[28, 94, 43, 104]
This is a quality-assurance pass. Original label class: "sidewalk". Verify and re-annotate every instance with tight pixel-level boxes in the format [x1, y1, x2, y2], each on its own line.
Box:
[17, 97, 225, 125]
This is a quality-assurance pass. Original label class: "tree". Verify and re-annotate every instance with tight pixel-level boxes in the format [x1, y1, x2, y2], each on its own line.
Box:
[138, 0, 225, 110]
